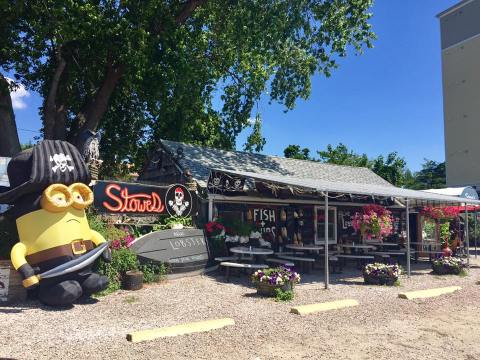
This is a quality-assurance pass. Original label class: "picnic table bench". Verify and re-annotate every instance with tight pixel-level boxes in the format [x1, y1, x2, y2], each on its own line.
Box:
[219, 262, 268, 280]
[335, 254, 375, 269]
[265, 258, 295, 267]
[277, 254, 316, 273]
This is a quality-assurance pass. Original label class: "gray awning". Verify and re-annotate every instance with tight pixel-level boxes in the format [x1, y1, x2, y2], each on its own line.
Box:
[423, 186, 479, 200]
[212, 168, 480, 206]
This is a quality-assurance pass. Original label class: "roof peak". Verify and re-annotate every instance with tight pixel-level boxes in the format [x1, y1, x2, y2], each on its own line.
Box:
[160, 139, 373, 172]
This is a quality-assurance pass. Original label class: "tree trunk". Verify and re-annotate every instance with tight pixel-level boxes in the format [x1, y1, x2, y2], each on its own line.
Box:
[0, 75, 21, 157]
[43, 49, 67, 140]
[72, 63, 125, 146]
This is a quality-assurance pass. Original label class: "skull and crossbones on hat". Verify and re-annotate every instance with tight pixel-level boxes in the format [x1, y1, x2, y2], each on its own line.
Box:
[50, 153, 75, 173]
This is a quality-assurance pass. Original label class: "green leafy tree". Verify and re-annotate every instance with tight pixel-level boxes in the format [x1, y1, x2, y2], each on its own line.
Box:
[317, 143, 370, 167]
[371, 152, 406, 186]
[0, 0, 375, 174]
[284, 144, 312, 160]
[407, 159, 446, 190]
[244, 115, 266, 152]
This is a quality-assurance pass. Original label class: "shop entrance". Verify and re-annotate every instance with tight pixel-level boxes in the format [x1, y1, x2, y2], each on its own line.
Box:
[314, 206, 337, 244]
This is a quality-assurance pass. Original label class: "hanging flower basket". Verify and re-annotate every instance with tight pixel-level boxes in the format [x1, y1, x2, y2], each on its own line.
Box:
[352, 205, 393, 242]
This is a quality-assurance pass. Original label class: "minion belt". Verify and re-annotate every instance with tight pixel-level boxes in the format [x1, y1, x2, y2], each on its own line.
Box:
[26, 240, 94, 265]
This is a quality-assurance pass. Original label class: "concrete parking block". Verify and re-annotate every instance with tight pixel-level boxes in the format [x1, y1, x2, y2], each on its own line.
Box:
[290, 299, 359, 315]
[126, 318, 235, 343]
[398, 286, 461, 300]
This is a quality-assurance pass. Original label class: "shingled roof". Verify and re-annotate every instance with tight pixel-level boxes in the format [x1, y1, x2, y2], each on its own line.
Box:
[159, 140, 394, 188]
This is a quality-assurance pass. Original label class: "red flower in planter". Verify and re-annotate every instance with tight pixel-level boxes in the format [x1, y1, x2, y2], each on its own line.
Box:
[205, 221, 225, 236]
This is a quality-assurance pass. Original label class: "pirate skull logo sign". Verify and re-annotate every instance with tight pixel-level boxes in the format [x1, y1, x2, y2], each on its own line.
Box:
[233, 178, 242, 190]
[49, 153, 75, 173]
[166, 184, 192, 217]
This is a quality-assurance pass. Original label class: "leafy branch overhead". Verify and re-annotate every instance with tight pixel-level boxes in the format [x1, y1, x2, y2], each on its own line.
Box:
[1, 0, 375, 171]
[284, 143, 445, 189]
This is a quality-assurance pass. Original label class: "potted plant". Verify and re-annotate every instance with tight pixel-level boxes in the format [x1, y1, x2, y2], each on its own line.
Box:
[363, 263, 401, 286]
[432, 256, 466, 275]
[251, 266, 301, 297]
[352, 205, 393, 242]
[205, 221, 226, 257]
[163, 216, 192, 229]
[95, 227, 143, 292]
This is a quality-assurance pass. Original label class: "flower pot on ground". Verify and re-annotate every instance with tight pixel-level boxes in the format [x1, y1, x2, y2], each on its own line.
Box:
[432, 256, 465, 275]
[363, 263, 401, 286]
[122, 270, 144, 291]
[207, 234, 228, 258]
[256, 281, 293, 297]
[251, 267, 300, 297]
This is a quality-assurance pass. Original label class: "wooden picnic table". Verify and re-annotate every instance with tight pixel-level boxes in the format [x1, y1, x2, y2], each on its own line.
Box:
[340, 244, 376, 249]
[282, 244, 324, 273]
[230, 246, 274, 256]
[230, 246, 273, 263]
[285, 244, 324, 251]
[365, 241, 399, 247]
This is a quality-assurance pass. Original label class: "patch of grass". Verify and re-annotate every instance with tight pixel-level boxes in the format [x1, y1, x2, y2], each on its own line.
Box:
[274, 288, 294, 302]
[124, 295, 138, 304]
[393, 279, 401, 287]
[458, 269, 468, 277]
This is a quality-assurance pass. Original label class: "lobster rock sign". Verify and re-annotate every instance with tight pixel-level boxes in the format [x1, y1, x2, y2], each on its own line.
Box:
[93, 180, 197, 216]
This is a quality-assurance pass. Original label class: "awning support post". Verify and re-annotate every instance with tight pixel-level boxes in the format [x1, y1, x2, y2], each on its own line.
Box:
[475, 210, 477, 258]
[324, 192, 329, 290]
[465, 204, 470, 267]
[406, 199, 411, 278]
[208, 198, 213, 222]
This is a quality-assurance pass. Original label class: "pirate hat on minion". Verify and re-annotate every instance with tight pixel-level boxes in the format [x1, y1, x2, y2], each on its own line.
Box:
[0, 140, 90, 210]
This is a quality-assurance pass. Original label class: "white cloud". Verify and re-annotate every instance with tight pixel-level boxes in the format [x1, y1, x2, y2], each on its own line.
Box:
[6, 77, 30, 109]
[247, 117, 256, 125]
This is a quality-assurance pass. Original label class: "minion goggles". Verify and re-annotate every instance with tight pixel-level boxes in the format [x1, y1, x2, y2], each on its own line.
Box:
[40, 183, 93, 212]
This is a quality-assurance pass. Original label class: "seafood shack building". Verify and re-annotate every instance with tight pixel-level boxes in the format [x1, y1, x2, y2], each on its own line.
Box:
[140, 140, 480, 267]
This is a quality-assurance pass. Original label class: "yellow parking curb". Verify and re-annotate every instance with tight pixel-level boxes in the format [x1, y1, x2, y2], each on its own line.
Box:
[126, 318, 235, 343]
[290, 299, 359, 315]
[398, 286, 461, 300]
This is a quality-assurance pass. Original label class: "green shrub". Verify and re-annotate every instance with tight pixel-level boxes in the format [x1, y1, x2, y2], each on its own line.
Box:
[95, 247, 139, 295]
[274, 288, 294, 302]
[138, 261, 168, 283]
[152, 216, 193, 230]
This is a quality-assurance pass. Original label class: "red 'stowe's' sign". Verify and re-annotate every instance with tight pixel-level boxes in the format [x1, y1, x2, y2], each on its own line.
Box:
[103, 183, 165, 213]
[93, 180, 196, 216]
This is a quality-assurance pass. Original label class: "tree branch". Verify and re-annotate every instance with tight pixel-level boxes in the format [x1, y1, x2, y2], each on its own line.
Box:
[75, 61, 125, 138]
[0, 74, 21, 156]
[153, 0, 207, 34]
[175, 0, 208, 25]
[43, 49, 66, 139]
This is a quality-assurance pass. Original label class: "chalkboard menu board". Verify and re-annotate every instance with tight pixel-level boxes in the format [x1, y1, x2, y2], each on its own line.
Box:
[248, 206, 278, 241]
[337, 208, 361, 238]
[130, 229, 208, 274]
[391, 210, 405, 234]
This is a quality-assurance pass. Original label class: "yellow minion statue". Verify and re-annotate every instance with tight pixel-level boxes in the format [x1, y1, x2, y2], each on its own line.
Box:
[0, 140, 111, 306]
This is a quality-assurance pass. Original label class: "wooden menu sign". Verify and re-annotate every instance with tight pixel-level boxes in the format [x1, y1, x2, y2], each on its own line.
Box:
[130, 229, 209, 274]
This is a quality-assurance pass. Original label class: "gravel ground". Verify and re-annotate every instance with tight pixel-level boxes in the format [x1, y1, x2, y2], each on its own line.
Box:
[1, 259, 480, 360]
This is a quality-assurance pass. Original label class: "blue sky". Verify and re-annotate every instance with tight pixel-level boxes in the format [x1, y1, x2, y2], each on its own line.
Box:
[11, 0, 457, 171]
